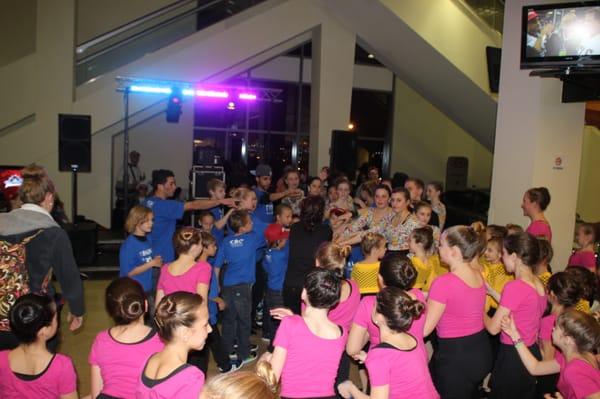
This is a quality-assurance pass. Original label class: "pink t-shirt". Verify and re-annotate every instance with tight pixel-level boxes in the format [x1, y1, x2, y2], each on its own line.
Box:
[428, 273, 486, 338]
[0, 351, 77, 398]
[526, 220, 552, 242]
[366, 342, 439, 399]
[273, 314, 347, 398]
[157, 260, 212, 295]
[135, 362, 205, 399]
[89, 329, 164, 398]
[499, 279, 547, 345]
[568, 251, 597, 271]
[555, 351, 600, 399]
[539, 314, 557, 343]
[353, 295, 380, 349]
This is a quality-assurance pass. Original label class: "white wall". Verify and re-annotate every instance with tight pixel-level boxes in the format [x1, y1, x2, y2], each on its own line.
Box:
[576, 125, 600, 223]
[0, 0, 36, 67]
[391, 77, 493, 189]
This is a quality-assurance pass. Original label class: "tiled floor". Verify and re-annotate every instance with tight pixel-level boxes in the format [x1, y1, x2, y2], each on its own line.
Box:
[60, 279, 361, 396]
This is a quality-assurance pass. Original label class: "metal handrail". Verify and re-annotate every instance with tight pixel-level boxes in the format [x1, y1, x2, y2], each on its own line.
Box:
[76, 0, 199, 55]
[76, 0, 223, 65]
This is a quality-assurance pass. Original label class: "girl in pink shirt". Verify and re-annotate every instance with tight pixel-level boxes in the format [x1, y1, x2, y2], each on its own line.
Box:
[537, 272, 584, 397]
[502, 309, 600, 399]
[522, 187, 552, 242]
[89, 277, 164, 399]
[338, 286, 439, 399]
[425, 225, 492, 399]
[568, 223, 597, 272]
[485, 232, 547, 399]
[268, 269, 347, 399]
[136, 292, 211, 399]
[156, 227, 212, 305]
[0, 294, 77, 399]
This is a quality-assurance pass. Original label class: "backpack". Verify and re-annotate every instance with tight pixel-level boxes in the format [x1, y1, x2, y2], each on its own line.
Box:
[0, 230, 46, 331]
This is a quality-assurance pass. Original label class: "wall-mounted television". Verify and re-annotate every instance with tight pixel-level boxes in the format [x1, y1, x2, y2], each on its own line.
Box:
[521, 1, 600, 69]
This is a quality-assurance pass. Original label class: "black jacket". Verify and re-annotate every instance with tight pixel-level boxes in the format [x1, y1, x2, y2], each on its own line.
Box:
[0, 207, 84, 317]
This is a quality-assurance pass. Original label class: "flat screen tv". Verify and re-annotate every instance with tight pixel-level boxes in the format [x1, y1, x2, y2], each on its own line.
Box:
[521, 1, 600, 69]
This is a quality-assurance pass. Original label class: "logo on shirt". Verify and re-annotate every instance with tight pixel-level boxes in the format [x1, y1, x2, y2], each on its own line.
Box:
[229, 238, 245, 248]
[145, 200, 154, 208]
[266, 203, 274, 215]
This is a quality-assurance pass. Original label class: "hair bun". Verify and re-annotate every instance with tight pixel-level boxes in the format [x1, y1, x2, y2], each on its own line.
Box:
[256, 361, 278, 393]
[21, 165, 47, 180]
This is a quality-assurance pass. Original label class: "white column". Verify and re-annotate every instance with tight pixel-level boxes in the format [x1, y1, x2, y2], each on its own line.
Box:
[488, 0, 586, 269]
[309, 20, 355, 175]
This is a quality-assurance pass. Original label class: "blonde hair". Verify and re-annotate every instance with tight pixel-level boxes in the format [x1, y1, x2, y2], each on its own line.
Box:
[202, 361, 278, 399]
[172, 227, 202, 255]
[19, 164, 55, 205]
[315, 242, 351, 275]
[124, 205, 152, 234]
[232, 187, 254, 202]
[154, 292, 203, 342]
[361, 232, 386, 256]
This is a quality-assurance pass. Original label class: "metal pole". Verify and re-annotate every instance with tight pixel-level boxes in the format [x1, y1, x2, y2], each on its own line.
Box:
[123, 88, 130, 220]
[293, 44, 304, 168]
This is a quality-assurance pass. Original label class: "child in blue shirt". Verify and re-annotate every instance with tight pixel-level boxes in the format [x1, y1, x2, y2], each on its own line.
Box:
[214, 210, 266, 366]
[119, 206, 162, 314]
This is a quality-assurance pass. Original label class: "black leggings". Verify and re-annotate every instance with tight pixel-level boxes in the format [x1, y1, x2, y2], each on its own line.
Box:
[489, 343, 541, 399]
[430, 329, 493, 399]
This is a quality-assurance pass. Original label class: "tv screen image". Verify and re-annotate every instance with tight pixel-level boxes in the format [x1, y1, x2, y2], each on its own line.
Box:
[522, 2, 600, 69]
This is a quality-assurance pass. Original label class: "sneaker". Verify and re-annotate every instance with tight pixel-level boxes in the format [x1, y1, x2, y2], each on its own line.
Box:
[240, 352, 258, 367]
[233, 343, 258, 352]
[218, 360, 241, 373]
[261, 336, 271, 343]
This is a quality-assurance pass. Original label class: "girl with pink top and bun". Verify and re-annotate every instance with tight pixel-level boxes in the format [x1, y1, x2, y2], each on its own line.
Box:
[424, 226, 493, 399]
[568, 223, 597, 273]
[347, 256, 427, 361]
[136, 292, 210, 399]
[0, 294, 77, 399]
[88, 278, 164, 399]
[501, 309, 600, 399]
[485, 232, 547, 399]
[267, 269, 347, 399]
[536, 272, 584, 397]
[338, 286, 439, 399]
[523, 187, 552, 242]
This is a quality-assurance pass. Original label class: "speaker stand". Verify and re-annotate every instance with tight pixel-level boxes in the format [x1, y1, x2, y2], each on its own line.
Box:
[71, 165, 79, 224]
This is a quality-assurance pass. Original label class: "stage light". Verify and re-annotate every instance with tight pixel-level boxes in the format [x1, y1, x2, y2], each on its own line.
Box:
[227, 102, 236, 110]
[348, 122, 355, 130]
[166, 87, 183, 123]
[367, 54, 375, 59]
[130, 85, 172, 94]
[182, 88, 195, 96]
[196, 90, 229, 98]
[239, 93, 257, 100]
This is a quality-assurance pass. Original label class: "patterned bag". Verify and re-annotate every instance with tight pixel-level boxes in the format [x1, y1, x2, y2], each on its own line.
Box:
[0, 230, 46, 331]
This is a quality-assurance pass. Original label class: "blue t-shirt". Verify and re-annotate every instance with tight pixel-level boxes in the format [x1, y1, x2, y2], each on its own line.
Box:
[345, 244, 364, 279]
[253, 189, 274, 224]
[214, 231, 266, 287]
[119, 235, 154, 291]
[208, 206, 225, 243]
[142, 196, 184, 262]
[262, 242, 289, 291]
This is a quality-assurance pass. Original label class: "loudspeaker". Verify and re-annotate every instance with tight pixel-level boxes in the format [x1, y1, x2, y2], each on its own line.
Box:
[59, 114, 91, 172]
[330, 130, 357, 181]
[446, 156, 468, 191]
[486, 46, 501, 93]
[166, 88, 183, 123]
[191, 165, 225, 199]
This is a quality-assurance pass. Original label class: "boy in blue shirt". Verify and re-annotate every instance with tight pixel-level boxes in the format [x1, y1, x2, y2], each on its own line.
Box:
[261, 217, 290, 343]
[214, 210, 266, 366]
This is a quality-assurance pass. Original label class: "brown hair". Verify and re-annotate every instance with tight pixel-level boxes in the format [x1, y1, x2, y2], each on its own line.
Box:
[411, 226, 434, 252]
[199, 230, 216, 248]
[548, 272, 584, 308]
[173, 227, 202, 256]
[503, 232, 540, 268]
[526, 187, 551, 211]
[232, 187, 254, 202]
[202, 362, 278, 399]
[379, 256, 417, 289]
[207, 178, 225, 193]
[105, 277, 146, 325]
[471, 221, 486, 235]
[557, 309, 600, 354]
[229, 210, 250, 233]
[19, 164, 55, 205]
[506, 224, 524, 235]
[427, 181, 443, 193]
[154, 292, 203, 342]
[315, 242, 351, 275]
[275, 203, 292, 217]
[376, 286, 424, 333]
[486, 224, 508, 240]
[444, 226, 486, 262]
[124, 205, 153, 234]
[361, 232, 386, 257]
[578, 223, 597, 244]
[334, 177, 351, 190]
[413, 201, 432, 214]
[537, 238, 554, 264]
[486, 237, 504, 253]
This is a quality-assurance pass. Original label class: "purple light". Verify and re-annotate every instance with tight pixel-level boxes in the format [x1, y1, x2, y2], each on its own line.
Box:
[239, 93, 257, 100]
[196, 89, 229, 98]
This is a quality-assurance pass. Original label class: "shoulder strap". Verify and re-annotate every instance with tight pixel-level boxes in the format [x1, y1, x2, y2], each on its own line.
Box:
[21, 229, 44, 246]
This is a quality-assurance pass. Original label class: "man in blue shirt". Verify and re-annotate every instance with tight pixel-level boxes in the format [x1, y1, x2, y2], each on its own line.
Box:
[253, 164, 298, 224]
[214, 210, 266, 367]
